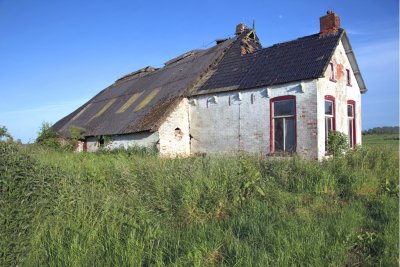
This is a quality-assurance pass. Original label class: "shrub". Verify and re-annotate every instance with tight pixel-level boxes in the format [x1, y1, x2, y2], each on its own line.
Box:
[35, 123, 85, 151]
[35, 122, 61, 149]
[327, 131, 348, 156]
[0, 125, 13, 142]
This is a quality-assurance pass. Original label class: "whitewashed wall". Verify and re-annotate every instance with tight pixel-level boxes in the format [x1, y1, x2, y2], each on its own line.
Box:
[86, 132, 159, 152]
[317, 40, 362, 160]
[189, 80, 319, 159]
[158, 98, 190, 157]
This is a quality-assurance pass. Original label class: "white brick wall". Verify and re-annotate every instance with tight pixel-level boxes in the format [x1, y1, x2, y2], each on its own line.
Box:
[317, 40, 362, 160]
[85, 132, 159, 152]
[189, 80, 319, 159]
[158, 98, 190, 157]
[82, 42, 363, 161]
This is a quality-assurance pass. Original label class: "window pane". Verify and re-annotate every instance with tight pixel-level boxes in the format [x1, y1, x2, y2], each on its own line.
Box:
[347, 104, 353, 117]
[348, 120, 353, 147]
[274, 99, 294, 116]
[346, 69, 351, 84]
[325, 100, 333, 115]
[285, 118, 295, 152]
[274, 118, 284, 151]
[325, 117, 333, 149]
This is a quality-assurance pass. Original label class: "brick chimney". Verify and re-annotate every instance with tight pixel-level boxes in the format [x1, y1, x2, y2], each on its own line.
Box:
[320, 10, 340, 34]
[235, 23, 247, 35]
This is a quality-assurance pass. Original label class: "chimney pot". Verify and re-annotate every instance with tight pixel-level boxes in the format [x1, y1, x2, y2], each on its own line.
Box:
[235, 23, 247, 35]
[320, 10, 340, 34]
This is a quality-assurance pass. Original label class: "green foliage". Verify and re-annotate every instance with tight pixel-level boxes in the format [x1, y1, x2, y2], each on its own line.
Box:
[1, 144, 398, 266]
[62, 125, 86, 151]
[327, 131, 348, 156]
[363, 134, 399, 153]
[0, 142, 59, 266]
[0, 125, 13, 142]
[363, 126, 399, 135]
[35, 122, 61, 149]
[35, 122, 85, 151]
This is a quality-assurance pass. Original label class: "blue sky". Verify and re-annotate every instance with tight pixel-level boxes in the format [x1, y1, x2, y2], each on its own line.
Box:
[0, 0, 398, 143]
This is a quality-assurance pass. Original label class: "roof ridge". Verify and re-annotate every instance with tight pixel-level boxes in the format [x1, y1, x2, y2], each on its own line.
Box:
[264, 29, 343, 50]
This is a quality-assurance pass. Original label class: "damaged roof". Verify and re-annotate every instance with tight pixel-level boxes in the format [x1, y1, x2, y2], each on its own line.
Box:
[193, 28, 367, 95]
[53, 26, 366, 138]
[52, 37, 236, 137]
[194, 29, 359, 95]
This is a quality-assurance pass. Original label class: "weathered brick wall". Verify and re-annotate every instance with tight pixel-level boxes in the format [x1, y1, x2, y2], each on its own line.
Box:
[317, 40, 362, 160]
[158, 98, 190, 157]
[85, 132, 159, 152]
[189, 80, 319, 159]
[86, 137, 99, 152]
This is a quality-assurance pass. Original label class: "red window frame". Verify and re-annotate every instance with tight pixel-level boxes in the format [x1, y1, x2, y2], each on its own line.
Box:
[347, 100, 356, 148]
[270, 95, 297, 153]
[324, 95, 336, 152]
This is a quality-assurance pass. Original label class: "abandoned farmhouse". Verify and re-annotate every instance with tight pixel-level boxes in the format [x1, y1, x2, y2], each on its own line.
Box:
[53, 11, 367, 160]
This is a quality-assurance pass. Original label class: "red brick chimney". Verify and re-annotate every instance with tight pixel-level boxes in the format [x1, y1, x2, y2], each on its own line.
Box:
[320, 10, 340, 34]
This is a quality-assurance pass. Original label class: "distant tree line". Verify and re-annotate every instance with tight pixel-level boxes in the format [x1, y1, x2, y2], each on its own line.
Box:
[362, 126, 399, 135]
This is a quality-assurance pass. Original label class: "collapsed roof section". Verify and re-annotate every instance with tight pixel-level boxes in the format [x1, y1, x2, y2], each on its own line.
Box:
[52, 33, 240, 137]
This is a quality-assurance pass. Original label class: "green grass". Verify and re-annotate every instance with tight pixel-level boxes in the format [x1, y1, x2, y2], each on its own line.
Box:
[1, 143, 399, 266]
[363, 134, 399, 152]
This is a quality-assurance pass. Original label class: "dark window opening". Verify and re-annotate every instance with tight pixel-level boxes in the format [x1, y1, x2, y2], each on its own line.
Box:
[346, 69, 352, 86]
[347, 101, 356, 148]
[99, 138, 105, 147]
[324, 96, 336, 152]
[271, 96, 296, 153]
[329, 63, 335, 81]
[174, 127, 183, 141]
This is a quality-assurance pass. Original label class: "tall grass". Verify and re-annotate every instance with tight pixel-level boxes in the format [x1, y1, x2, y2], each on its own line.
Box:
[1, 143, 398, 266]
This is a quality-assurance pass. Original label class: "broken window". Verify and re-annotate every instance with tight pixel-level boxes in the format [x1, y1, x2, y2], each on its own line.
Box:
[347, 101, 356, 148]
[174, 127, 183, 141]
[271, 96, 296, 153]
[324, 96, 335, 152]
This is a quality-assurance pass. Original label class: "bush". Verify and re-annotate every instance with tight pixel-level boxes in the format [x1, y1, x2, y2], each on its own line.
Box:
[35, 123, 85, 151]
[0, 125, 13, 142]
[327, 131, 348, 156]
[35, 122, 61, 149]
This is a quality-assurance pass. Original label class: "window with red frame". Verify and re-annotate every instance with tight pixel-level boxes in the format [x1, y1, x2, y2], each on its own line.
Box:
[324, 96, 336, 152]
[347, 101, 356, 148]
[271, 96, 296, 153]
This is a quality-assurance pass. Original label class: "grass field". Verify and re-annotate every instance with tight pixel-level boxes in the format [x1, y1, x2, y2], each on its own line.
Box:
[363, 134, 399, 151]
[1, 141, 399, 266]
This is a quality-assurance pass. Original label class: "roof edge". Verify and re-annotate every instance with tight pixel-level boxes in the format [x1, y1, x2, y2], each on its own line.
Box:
[150, 37, 239, 132]
[340, 30, 368, 93]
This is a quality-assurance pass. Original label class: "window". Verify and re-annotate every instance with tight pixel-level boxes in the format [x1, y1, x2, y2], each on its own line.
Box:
[270, 96, 296, 153]
[329, 63, 335, 81]
[347, 101, 356, 148]
[324, 96, 336, 152]
[346, 69, 352, 86]
[174, 127, 183, 141]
